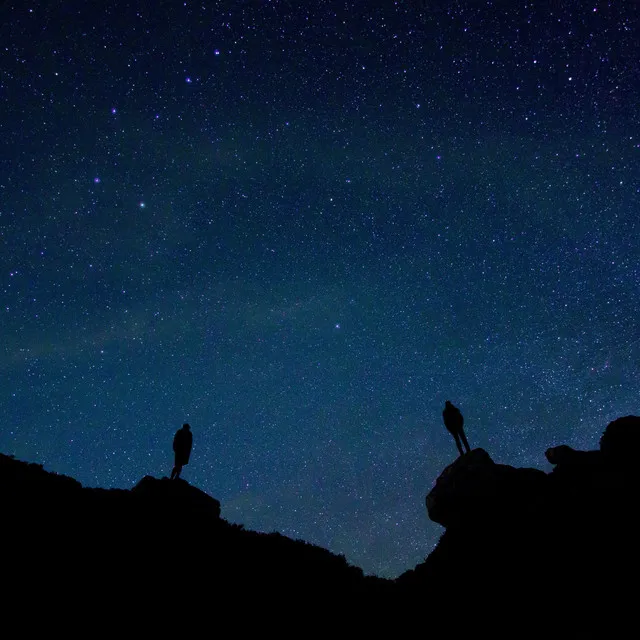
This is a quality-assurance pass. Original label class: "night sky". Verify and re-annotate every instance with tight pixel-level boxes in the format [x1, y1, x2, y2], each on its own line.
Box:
[1, 0, 638, 578]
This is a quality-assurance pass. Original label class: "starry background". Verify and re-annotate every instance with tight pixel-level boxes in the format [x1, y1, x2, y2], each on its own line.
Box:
[1, 0, 638, 578]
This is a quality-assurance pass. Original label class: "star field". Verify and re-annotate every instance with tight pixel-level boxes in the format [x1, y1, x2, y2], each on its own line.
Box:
[1, 1, 638, 577]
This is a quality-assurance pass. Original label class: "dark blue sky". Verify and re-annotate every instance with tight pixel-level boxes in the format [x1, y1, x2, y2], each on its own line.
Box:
[1, 0, 638, 577]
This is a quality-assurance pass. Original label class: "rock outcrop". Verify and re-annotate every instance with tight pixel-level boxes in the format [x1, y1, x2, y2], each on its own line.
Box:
[400, 416, 640, 635]
[426, 448, 547, 527]
[425, 416, 640, 530]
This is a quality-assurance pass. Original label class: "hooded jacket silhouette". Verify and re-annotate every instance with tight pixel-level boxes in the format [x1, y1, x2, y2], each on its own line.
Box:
[442, 401, 471, 457]
[171, 423, 193, 480]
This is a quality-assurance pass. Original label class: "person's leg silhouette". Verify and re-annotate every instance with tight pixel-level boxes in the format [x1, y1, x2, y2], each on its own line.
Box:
[453, 432, 465, 457]
[459, 428, 471, 453]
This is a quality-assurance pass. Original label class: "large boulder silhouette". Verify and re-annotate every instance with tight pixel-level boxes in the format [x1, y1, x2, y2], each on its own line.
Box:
[426, 448, 547, 527]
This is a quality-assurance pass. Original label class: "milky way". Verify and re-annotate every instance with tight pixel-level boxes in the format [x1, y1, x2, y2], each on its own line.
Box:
[1, 1, 638, 577]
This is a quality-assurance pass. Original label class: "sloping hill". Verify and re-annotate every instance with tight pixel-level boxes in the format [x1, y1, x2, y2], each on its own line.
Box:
[4, 415, 639, 635]
[1, 453, 388, 631]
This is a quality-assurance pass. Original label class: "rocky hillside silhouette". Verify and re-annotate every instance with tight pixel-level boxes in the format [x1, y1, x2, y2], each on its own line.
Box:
[1, 453, 388, 632]
[398, 415, 640, 635]
[3, 416, 639, 634]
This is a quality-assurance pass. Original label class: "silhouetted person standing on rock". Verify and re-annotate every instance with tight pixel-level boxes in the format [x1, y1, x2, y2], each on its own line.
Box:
[443, 401, 471, 457]
[171, 423, 193, 480]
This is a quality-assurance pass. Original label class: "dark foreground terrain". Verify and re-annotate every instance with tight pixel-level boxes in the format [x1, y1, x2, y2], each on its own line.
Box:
[3, 416, 639, 635]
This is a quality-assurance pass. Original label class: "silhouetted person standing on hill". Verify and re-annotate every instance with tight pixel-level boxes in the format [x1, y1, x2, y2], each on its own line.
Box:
[443, 401, 471, 457]
[171, 423, 193, 480]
